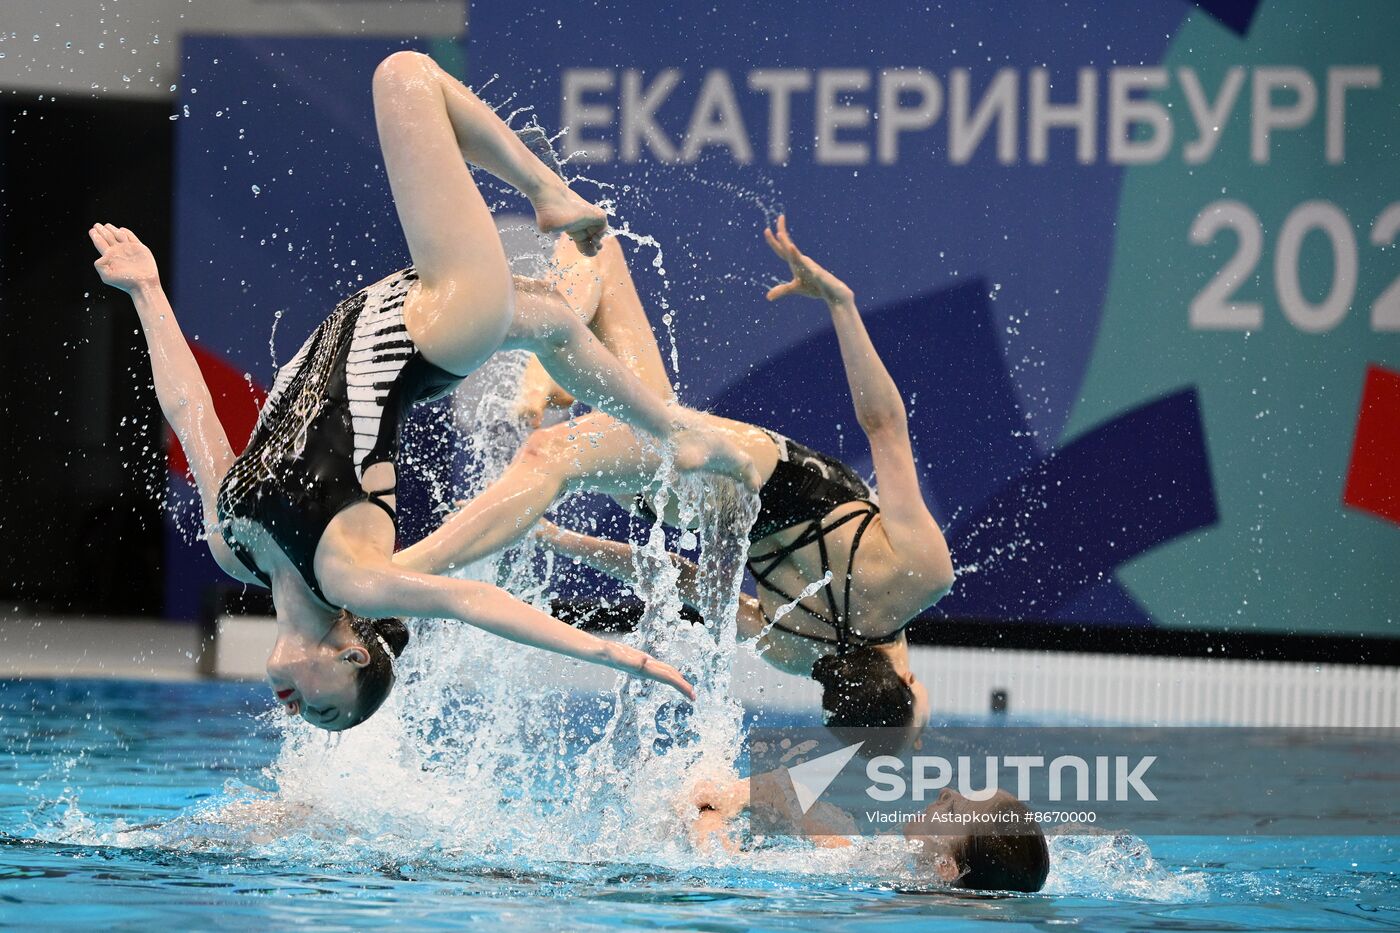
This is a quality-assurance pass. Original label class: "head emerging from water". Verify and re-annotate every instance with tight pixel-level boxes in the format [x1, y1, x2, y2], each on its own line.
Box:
[904, 789, 1051, 893]
[811, 644, 931, 757]
[265, 609, 409, 730]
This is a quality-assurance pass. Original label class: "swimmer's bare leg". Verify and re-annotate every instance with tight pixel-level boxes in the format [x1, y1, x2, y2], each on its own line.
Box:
[393, 412, 659, 575]
[513, 353, 576, 428]
[510, 236, 680, 436]
[554, 234, 674, 398]
[499, 266, 756, 487]
[373, 52, 753, 486]
[372, 50, 605, 384]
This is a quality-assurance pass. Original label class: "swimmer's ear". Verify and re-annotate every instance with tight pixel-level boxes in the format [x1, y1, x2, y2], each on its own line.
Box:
[932, 853, 961, 883]
[901, 671, 916, 686]
[341, 646, 370, 667]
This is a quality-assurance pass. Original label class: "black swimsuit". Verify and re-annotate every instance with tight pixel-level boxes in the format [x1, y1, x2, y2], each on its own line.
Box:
[744, 432, 900, 655]
[640, 430, 897, 653]
[215, 268, 461, 605]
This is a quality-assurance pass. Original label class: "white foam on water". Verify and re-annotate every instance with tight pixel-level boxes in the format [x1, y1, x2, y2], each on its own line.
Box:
[1046, 831, 1208, 902]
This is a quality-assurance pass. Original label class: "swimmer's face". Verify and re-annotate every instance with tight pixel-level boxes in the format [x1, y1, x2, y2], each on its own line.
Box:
[265, 625, 369, 731]
[889, 673, 932, 755]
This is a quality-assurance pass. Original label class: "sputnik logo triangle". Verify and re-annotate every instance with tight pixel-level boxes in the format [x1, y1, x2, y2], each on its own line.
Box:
[787, 742, 865, 814]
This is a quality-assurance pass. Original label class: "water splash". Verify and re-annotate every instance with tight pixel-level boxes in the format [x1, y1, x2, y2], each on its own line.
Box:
[41, 119, 1204, 901]
[608, 222, 684, 382]
[548, 466, 760, 863]
[1046, 831, 1208, 901]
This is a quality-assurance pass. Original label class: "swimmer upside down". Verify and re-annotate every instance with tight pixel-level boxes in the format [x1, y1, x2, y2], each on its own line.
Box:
[90, 51, 761, 731]
[396, 216, 957, 755]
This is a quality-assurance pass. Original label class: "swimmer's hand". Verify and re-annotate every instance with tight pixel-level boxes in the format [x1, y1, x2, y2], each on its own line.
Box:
[604, 641, 697, 701]
[763, 214, 854, 306]
[89, 224, 159, 294]
[532, 182, 608, 256]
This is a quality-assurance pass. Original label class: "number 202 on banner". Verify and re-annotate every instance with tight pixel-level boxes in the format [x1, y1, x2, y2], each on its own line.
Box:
[1189, 200, 1400, 333]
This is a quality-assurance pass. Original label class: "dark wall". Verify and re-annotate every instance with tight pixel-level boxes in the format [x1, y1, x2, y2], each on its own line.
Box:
[0, 97, 169, 615]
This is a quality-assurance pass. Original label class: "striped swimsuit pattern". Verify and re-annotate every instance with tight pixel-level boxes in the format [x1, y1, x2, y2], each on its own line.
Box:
[344, 268, 420, 477]
[216, 267, 422, 520]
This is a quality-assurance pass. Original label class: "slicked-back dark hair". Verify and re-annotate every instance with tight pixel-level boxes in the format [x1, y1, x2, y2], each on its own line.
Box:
[812, 646, 915, 727]
[954, 797, 1051, 892]
[342, 611, 409, 727]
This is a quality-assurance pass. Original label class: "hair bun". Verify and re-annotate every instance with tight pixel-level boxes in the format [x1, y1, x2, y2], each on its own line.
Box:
[372, 617, 410, 658]
[811, 653, 847, 687]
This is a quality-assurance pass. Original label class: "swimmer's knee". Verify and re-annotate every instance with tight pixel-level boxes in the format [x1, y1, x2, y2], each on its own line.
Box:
[518, 424, 574, 469]
[372, 50, 434, 95]
[533, 301, 587, 355]
[597, 234, 626, 265]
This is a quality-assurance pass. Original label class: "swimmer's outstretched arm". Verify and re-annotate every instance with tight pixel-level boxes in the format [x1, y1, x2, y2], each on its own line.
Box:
[316, 547, 696, 700]
[690, 770, 855, 849]
[764, 215, 907, 444]
[88, 224, 257, 584]
[764, 217, 953, 592]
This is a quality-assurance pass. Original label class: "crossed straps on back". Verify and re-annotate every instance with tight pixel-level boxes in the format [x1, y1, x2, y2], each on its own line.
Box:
[745, 502, 884, 655]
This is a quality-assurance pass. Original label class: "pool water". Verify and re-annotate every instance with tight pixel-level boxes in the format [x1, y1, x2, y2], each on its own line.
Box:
[2, 678, 1397, 931]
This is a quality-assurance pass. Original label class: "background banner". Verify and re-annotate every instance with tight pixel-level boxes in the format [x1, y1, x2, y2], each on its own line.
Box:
[169, 0, 1398, 640]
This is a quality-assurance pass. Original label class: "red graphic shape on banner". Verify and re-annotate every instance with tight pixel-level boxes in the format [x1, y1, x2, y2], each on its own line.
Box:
[166, 343, 267, 483]
[1343, 363, 1400, 527]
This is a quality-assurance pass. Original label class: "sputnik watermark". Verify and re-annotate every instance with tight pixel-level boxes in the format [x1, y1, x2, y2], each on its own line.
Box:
[786, 742, 865, 814]
[750, 726, 1400, 837]
[866, 753, 1156, 804]
[786, 742, 1155, 814]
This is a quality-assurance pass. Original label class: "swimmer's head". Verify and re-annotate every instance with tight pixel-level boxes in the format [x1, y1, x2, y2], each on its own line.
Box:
[265, 610, 409, 731]
[811, 646, 931, 757]
[903, 788, 1050, 893]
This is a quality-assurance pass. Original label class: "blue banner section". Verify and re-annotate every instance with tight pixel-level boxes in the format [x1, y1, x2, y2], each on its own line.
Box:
[169, 1, 1398, 637]
[466, 1, 1186, 438]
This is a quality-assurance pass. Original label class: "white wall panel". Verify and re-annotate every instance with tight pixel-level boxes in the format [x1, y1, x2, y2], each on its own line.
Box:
[0, 0, 465, 100]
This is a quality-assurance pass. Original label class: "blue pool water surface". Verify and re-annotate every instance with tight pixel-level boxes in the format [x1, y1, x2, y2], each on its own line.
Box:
[1, 678, 1397, 931]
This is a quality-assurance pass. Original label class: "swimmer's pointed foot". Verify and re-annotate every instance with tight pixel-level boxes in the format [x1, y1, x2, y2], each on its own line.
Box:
[671, 423, 763, 492]
[515, 123, 567, 179]
[532, 183, 608, 257]
[524, 126, 605, 255]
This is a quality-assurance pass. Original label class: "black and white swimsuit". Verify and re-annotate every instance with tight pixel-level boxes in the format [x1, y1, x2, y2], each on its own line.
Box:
[215, 267, 461, 605]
